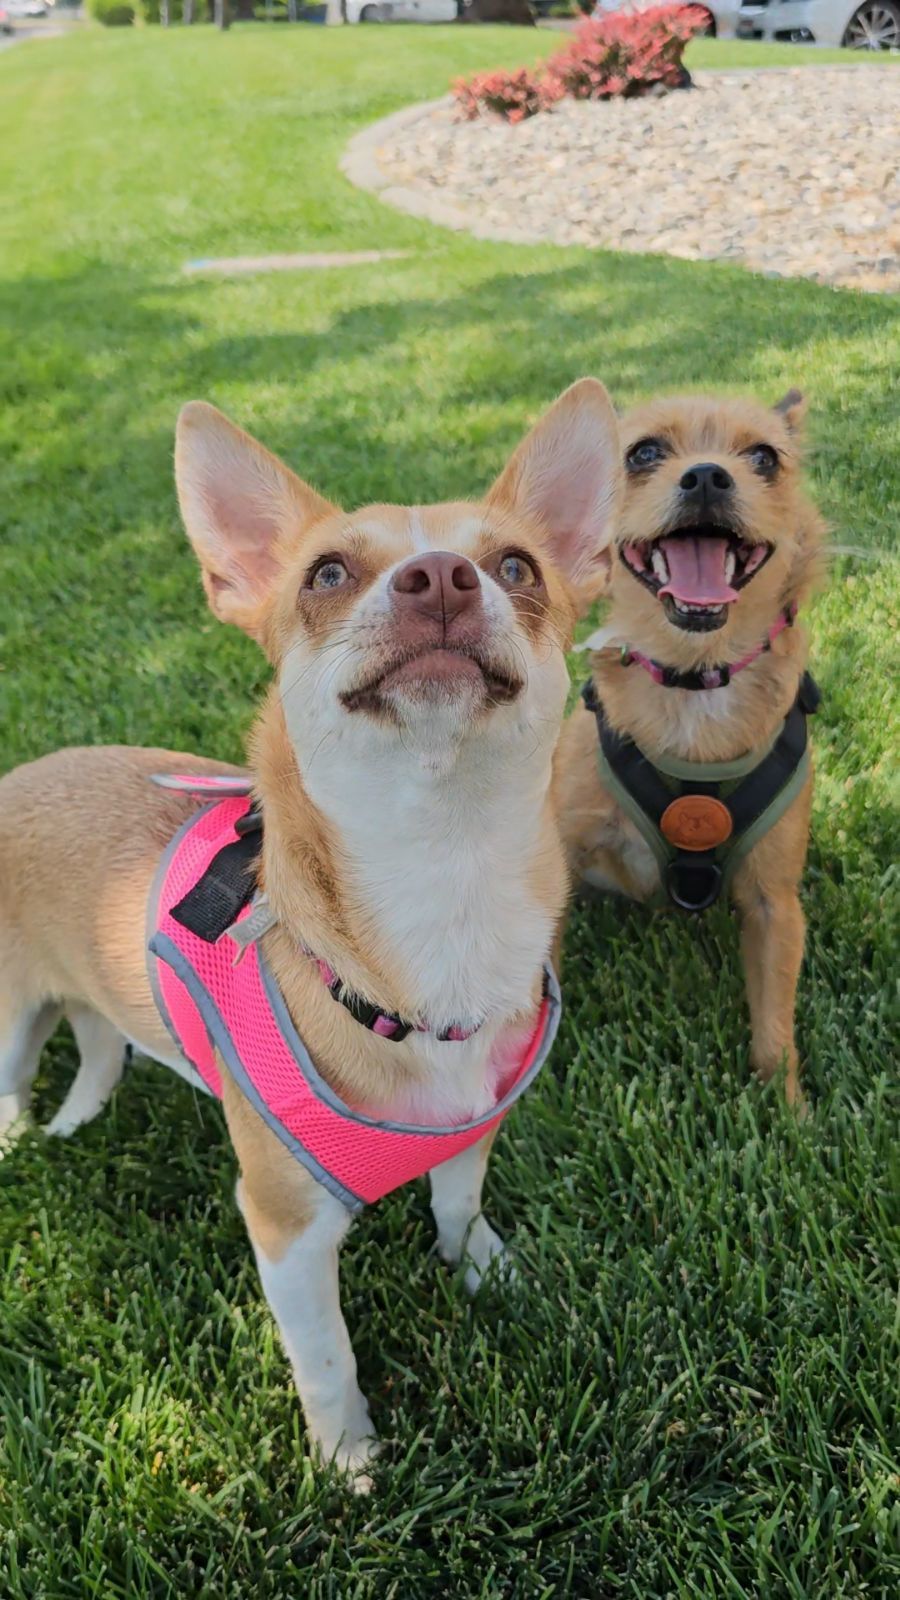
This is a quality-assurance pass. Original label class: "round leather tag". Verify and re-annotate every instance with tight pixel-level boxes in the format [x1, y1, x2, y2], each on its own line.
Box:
[660, 795, 733, 852]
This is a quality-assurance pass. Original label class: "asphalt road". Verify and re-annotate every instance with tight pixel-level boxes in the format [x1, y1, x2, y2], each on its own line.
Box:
[1, 21, 71, 48]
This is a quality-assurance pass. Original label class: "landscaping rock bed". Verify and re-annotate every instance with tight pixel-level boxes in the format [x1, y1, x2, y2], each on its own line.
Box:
[344, 67, 900, 293]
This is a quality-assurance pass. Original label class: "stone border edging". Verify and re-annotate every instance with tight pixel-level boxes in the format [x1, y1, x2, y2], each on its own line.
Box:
[339, 66, 900, 250]
[340, 97, 543, 244]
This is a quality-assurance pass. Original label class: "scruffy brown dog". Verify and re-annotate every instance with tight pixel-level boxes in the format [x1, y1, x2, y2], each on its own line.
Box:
[557, 390, 826, 1106]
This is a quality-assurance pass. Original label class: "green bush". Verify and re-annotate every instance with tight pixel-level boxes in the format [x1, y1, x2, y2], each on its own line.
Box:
[137, 0, 197, 21]
[88, 0, 136, 23]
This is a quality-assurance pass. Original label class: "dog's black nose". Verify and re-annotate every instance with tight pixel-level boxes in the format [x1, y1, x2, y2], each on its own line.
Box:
[679, 462, 735, 513]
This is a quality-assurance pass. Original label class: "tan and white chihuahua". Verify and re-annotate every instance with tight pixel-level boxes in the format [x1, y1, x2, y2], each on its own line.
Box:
[0, 380, 621, 1486]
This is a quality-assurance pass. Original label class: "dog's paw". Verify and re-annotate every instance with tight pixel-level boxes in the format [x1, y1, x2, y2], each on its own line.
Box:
[0, 1097, 30, 1153]
[458, 1217, 518, 1296]
[335, 1432, 381, 1495]
[43, 1110, 80, 1139]
[312, 1395, 380, 1494]
[787, 1083, 809, 1120]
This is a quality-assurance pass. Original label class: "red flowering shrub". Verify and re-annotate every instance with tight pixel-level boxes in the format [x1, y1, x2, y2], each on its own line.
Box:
[453, 66, 555, 124]
[544, 7, 708, 102]
[454, 7, 707, 121]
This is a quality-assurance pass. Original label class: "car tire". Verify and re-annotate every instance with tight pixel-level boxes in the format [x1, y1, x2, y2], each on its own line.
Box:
[360, 2, 383, 15]
[695, 6, 716, 33]
[842, 0, 900, 46]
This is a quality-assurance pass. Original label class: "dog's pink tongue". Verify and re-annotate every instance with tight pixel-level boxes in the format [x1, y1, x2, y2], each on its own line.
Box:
[658, 536, 738, 605]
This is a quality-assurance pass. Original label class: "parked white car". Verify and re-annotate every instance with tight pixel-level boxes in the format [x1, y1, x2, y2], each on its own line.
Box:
[346, 0, 456, 18]
[595, 0, 898, 43]
[594, 0, 740, 31]
[735, 0, 899, 47]
[704, 0, 742, 32]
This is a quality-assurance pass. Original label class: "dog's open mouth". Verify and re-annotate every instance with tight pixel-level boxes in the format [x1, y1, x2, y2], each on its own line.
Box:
[620, 527, 773, 633]
[342, 644, 523, 713]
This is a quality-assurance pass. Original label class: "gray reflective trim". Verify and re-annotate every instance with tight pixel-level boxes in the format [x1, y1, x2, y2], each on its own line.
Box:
[149, 931, 364, 1213]
[257, 948, 561, 1137]
[145, 803, 219, 1070]
[150, 773, 253, 796]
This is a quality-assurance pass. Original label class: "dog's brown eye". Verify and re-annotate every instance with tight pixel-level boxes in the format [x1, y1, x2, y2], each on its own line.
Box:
[308, 557, 350, 591]
[498, 552, 539, 587]
[627, 438, 666, 471]
[747, 444, 779, 476]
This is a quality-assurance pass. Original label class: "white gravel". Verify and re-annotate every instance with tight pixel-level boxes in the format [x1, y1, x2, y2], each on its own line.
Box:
[362, 67, 900, 293]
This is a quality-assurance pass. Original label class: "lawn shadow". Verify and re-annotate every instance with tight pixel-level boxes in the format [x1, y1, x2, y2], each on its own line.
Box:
[4, 251, 897, 541]
[179, 254, 900, 512]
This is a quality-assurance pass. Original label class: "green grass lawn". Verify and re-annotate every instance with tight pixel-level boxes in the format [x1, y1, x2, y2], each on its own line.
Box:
[1, 24, 898, 1599]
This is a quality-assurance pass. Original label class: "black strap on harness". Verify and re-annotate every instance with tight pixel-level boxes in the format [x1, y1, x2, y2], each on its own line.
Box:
[581, 672, 819, 913]
[170, 808, 263, 942]
[168, 807, 423, 1043]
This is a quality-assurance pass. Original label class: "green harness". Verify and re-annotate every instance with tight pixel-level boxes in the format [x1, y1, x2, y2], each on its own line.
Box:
[582, 672, 820, 913]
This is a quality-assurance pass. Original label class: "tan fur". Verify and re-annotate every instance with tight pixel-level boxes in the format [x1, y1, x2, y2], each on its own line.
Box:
[0, 746, 243, 1061]
[558, 392, 826, 1106]
[220, 1071, 316, 1262]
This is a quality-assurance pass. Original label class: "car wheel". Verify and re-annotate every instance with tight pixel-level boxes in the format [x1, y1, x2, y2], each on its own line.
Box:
[695, 7, 716, 33]
[360, 2, 383, 15]
[843, 0, 900, 46]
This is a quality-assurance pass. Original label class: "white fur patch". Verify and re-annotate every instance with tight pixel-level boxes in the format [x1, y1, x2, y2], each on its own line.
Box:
[656, 685, 733, 751]
[277, 506, 570, 1128]
[575, 623, 626, 654]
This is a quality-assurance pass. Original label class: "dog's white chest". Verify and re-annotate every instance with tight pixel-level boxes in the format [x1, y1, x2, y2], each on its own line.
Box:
[304, 745, 556, 1034]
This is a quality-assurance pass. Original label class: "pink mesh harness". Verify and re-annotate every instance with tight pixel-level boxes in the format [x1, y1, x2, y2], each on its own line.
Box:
[147, 784, 561, 1212]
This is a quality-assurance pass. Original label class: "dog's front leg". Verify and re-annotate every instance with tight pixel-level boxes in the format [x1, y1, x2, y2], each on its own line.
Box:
[221, 1072, 376, 1486]
[239, 1179, 378, 1487]
[738, 888, 806, 1109]
[430, 1133, 510, 1294]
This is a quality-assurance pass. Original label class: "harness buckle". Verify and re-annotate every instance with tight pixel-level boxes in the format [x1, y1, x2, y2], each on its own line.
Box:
[665, 857, 723, 913]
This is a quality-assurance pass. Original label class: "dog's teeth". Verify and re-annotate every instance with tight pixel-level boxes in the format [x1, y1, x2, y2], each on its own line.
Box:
[724, 550, 736, 584]
[651, 549, 669, 584]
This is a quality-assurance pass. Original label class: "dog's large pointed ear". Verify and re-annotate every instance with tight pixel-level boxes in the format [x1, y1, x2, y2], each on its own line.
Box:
[487, 378, 622, 602]
[773, 389, 807, 436]
[175, 402, 337, 637]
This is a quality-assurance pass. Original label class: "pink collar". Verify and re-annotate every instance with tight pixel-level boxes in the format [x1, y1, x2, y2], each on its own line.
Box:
[620, 605, 797, 691]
